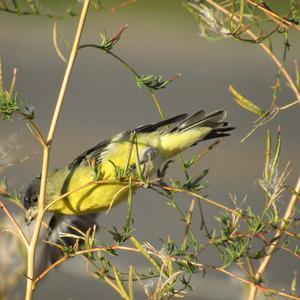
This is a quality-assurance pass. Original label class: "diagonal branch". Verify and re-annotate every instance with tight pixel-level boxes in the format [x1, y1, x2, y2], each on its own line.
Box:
[246, 0, 300, 32]
[32, 243, 300, 300]
[0, 200, 29, 249]
[247, 177, 300, 300]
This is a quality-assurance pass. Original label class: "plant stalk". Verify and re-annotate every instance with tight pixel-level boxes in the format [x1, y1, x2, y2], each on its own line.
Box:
[247, 177, 300, 300]
[24, 1, 90, 299]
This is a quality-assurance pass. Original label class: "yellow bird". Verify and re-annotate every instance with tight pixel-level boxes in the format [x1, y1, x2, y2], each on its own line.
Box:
[23, 110, 233, 266]
[24, 109, 232, 221]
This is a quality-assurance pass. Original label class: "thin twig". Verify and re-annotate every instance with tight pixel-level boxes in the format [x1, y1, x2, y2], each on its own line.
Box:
[0, 200, 29, 249]
[24, 118, 47, 148]
[32, 243, 300, 300]
[246, 0, 300, 32]
[53, 20, 67, 63]
[78, 44, 166, 120]
[160, 185, 241, 216]
[25, 148, 50, 300]
[47, 1, 89, 143]
[279, 99, 300, 110]
[204, 0, 300, 104]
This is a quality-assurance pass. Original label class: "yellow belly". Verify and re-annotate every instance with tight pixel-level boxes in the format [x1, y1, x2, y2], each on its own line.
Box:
[48, 166, 135, 215]
[47, 138, 158, 215]
[50, 182, 132, 215]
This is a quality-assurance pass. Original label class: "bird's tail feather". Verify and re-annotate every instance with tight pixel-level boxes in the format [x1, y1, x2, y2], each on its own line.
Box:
[160, 110, 234, 154]
[178, 110, 234, 139]
[175, 110, 227, 132]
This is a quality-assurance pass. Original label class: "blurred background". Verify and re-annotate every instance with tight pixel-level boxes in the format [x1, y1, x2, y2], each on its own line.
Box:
[0, 0, 300, 299]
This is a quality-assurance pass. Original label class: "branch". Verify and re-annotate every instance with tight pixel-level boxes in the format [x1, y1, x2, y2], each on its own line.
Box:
[25, 1, 91, 299]
[46, 1, 89, 143]
[246, 0, 300, 32]
[248, 177, 300, 300]
[78, 39, 167, 121]
[203, 0, 300, 104]
[0, 200, 29, 249]
[32, 243, 300, 300]
[160, 185, 241, 216]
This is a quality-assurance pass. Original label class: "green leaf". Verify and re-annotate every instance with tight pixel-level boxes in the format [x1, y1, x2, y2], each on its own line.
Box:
[269, 127, 281, 181]
[99, 25, 128, 52]
[0, 92, 20, 120]
[136, 73, 180, 90]
[229, 85, 264, 116]
[112, 266, 130, 300]
[131, 237, 161, 273]
[265, 129, 271, 182]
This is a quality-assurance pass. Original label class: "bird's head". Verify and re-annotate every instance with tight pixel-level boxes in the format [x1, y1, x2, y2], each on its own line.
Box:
[23, 175, 41, 225]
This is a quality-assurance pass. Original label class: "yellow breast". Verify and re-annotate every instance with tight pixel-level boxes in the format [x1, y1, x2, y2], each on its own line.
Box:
[47, 138, 152, 215]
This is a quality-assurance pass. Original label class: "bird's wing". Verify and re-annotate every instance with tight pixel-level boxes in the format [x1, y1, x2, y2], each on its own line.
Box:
[67, 113, 188, 169]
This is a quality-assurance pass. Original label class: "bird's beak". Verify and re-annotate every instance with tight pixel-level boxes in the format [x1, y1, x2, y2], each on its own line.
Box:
[25, 210, 32, 225]
[25, 207, 37, 225]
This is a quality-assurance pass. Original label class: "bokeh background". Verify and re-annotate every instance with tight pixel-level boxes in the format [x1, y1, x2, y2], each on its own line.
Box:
[0, 0, 299, 299]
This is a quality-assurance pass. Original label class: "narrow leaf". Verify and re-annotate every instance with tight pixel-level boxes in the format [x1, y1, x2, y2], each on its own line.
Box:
[182, 199, 195, 252]
[113, 266, 130, 300]
[130, 237, 161, 273]
[229, 85, 264, 116]
[265, 129, 271, 182]
[128, 265, 135, 300]
[270, 127, 281, 181]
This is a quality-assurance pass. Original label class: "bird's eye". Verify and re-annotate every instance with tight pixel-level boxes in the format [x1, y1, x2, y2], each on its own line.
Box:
[32, 196, 38, 203]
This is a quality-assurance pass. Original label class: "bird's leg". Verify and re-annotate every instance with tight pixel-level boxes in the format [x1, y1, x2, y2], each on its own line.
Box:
[156, 159, 174, 187]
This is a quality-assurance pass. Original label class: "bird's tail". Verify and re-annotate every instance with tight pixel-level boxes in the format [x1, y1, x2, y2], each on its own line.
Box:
[160, 110, 234, 155]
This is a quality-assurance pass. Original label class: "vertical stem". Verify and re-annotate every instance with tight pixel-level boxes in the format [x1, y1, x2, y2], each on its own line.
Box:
[25, 147, 49, 300]
[47, 0, 90, 143]
[24, 1, 90, 299]
[247, 177, 300, 300]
